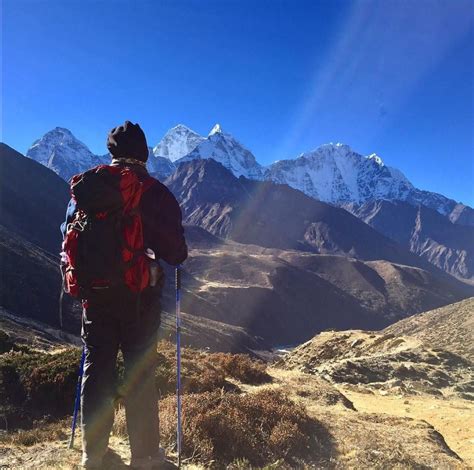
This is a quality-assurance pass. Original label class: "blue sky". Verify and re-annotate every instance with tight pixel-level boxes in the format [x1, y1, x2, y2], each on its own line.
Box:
[2, 0, 473, 205]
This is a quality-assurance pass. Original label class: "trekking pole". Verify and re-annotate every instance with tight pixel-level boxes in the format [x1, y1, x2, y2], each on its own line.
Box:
[69, 347, 86, 449]
[175, 265, 182, 468]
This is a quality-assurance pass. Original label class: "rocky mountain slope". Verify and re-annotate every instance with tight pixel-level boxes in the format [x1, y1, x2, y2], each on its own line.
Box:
[344, 199, 474, 279]
[0, 143, 70, 253]
[384, 297, 474, 361]
[0, 224, 79, 331]
[0, 308, 81, 351]
[147, 153, 176, 181]
[165, 159, 457, 272]
[0, 305, 266, 355]
[282, 297, 474, 397]
[158, 234, 473, 345]
[0, 145, 78, 330]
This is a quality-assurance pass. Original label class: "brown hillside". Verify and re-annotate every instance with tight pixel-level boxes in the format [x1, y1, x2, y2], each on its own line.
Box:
[158, 239, 474, 346]
[384, 297, 474, 361]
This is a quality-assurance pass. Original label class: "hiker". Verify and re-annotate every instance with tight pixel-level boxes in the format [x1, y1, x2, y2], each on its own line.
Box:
[60, 121, 188, 469]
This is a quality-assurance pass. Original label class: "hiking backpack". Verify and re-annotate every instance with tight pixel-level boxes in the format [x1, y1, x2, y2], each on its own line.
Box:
[61, 165, 154, 298]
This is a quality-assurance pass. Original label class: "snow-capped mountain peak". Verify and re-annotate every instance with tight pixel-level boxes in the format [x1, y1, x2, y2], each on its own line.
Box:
[47, 127, 74, 138]
[177, 124, 263, 179]
[209, 123, 223, 136]
[264, 143, 414, 204]
[29, 127, 81, 154]
[171, 123, 194, 132]
[152, 124, 204, 162]
[26, 127, 107, 180]
[318, 142, 352, 152]
[367, 153, 384, 166]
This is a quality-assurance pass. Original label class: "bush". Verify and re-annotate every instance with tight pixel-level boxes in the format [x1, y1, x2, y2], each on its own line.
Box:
[0, 348, 81, 428]
[158, 389, 315, 467]
[155, 342, 229, 396]
[0, 340, 271, 434]
[208, 353, 272, 385]
[155, 342, 271, 396]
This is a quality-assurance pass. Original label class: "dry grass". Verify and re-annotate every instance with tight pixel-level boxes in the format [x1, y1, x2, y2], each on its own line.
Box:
[3, 337, 469, 469]
[342, 387, 474, 469]
[207, 353, 271, 385]
[155, 341, 271, 396]
[0, 419, 69, 447]
[2, 366, 470, 469]
[160, 388, 316, 467]
[114, 388, 316, 467]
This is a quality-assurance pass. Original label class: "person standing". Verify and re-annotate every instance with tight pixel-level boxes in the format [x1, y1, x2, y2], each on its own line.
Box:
[61, 121, 187, 469]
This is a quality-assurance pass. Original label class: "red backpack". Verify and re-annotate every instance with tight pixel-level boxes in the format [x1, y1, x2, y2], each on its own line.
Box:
[61, 165, 154, 298]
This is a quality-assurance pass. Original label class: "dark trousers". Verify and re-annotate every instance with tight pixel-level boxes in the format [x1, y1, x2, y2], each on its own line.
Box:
[80, 287, 161, 467]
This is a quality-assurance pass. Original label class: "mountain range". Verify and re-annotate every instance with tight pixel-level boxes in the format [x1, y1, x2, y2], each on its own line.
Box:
[25, 124, 473, 227]
[22, 124, 474, 279]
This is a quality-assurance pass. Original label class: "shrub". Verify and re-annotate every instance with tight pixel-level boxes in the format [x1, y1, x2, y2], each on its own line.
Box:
[158, 389, 315, 467]
[155, 342, 229, 396]
[208, 353, 272, 385]
[0, 340, 271, 435]
[155, 342, 271, 395]
[0, 348, 81, 428]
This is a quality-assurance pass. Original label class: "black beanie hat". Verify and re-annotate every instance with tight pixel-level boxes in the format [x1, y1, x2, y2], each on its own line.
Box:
[107, 121, 148, 162]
